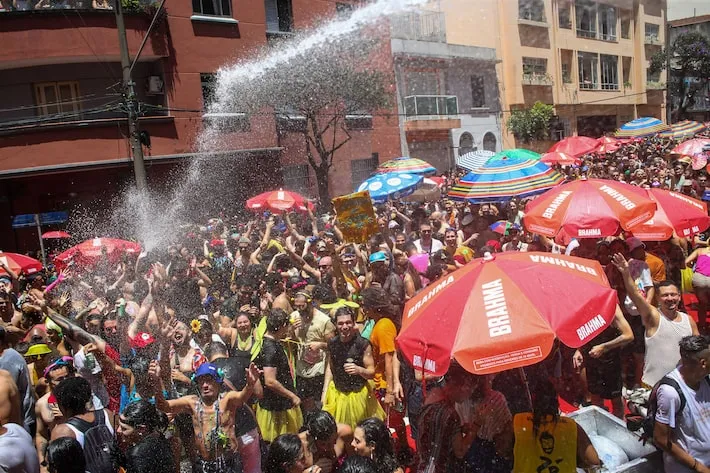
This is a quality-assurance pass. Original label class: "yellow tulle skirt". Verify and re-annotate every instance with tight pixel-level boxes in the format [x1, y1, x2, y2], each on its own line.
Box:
[322, 380, 385, 430]
[255, 404, 304, 443]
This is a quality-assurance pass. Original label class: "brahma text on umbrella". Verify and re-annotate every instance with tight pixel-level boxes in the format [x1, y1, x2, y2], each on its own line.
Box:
[406, 275, 455, 319]
[528, 255, 598, 276]
[482, 279, 512, 337]
[542, 190, 572, 219]
[412, 355, 436, 373]
[598, 184, 636, 210]
[576, 314, 606, 342]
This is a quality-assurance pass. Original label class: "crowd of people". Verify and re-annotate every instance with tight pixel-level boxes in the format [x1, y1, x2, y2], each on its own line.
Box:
[1, 133, 710, 473]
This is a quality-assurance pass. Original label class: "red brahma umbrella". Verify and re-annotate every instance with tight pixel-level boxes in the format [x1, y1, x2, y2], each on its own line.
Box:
[540, 152, 581, 166]
[246, 189, 314, 214]
[523, 179, 657, 238]
[631, 189, 710, 241]
[397, 252, 618, 376]
[0, 252, 43, 275]
[42, 231, 71, 239]
[54, 238, 141, 270]
[548, 136, 598, 157]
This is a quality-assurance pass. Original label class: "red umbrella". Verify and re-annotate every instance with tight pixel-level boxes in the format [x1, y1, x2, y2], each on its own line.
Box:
[540, 152, 581, 166]
[397, 252, 618, 376]
[523, 179, 657, 238]
[42, 231, 71, 239]
[245, 189, 314, 214]
[548, 136, 598, 157]
[595, 136, 621, 154]
[54, 238, 141, 270]
[671, 138, 710, 170]
[631, 189, 710, 241]
[0, 252, 43, 275]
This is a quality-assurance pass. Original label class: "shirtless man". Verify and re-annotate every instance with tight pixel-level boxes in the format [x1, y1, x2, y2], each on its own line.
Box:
[0, 369, 21, 426]
[153, 361, 259, 473]
[35, 357, 74, 472]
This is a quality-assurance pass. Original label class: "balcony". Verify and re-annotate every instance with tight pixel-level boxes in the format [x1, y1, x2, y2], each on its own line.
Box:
[390, 11, 446, 43]
[403, 95, 460, 131]
[522, 73, 553, 86]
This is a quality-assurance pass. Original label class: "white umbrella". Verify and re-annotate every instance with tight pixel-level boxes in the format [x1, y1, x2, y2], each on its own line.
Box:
[456, 150, 495, 171]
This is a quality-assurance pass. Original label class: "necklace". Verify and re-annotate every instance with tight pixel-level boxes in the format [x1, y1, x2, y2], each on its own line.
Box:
[196, 394, 228, 454]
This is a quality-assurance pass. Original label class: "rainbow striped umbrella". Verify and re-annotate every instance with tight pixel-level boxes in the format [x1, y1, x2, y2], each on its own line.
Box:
[448, 155, 563, 203]
[615, 117, 670, 138]
[659, 120, 707, 139]
[489, 220, 521, 235]
[376, 157, 436, 176]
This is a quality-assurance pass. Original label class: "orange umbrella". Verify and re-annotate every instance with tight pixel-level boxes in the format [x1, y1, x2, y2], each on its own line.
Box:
[397, 252, 618, 376]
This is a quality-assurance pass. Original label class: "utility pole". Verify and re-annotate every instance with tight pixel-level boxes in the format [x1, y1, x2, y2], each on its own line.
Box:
[115, 0, 148, 190]
[665, 22, 673, 124]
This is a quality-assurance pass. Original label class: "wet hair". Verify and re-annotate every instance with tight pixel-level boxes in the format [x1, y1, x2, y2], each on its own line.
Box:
[531, 378, 560, 435]
[122, 400, 169, 433]
[123, 434, 174, 473]
[340, 456, 377, 473]
[264, 273, 284, 292]
[264, 433, 303, 473]
[679, 335, 710, 361]
[205, 340, 229, 359]
[285, 275, 307, 291]
[267, 308, 290, 332]
[46, 437, 85, 473]
[334, 307, 355, 322]
[244, 264, 266, 282]
[46, 356, 76, 379]
[356, 418, 398, 473]
[424, 263, 446, 282]
[657, 280, 680, 292]
[312, 284, 337, 304]
[129, 356, 151, 381]
[236, 275, 258, 290]
[304, 410, 337, 443]
[54, 376, 92, 414]
[360, 287, 391, 312]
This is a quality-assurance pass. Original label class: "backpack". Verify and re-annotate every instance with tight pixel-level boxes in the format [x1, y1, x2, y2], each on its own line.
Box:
[634, 375, 710, 446]
[67, 409, 118, 473]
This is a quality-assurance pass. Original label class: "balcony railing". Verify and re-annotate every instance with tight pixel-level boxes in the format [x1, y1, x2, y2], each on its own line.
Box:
[404, 95, 458, 118]
[576, 28, 598, 38]
[646, 81, 665, 90]
[390, 11, 446, 43]
[645, 35, 661, 45]
[579, 81, 598, 90]
[522, 73, 553, 85]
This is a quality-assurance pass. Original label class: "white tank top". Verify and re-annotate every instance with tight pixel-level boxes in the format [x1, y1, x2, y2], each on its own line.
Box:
[643, 311, 693, 387]
[64, 409, 114, 448]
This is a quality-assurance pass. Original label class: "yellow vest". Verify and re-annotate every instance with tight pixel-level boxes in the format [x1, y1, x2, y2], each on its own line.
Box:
[513, 413, 577, 473]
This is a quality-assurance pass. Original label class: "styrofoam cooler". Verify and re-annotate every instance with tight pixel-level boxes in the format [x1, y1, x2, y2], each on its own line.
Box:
[569, 406, 663, 473]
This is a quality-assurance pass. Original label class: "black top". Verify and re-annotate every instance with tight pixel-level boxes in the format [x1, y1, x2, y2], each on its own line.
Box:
[211, 356, 258, 436]
[255, 337, 296, 411]
[328, 335, 369, 393]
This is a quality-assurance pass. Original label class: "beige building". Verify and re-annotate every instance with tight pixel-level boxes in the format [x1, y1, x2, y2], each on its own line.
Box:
[438, 0, 668, 149]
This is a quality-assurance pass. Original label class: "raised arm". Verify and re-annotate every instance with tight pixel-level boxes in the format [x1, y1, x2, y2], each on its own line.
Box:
[128, 291, 154, 339]
[224, 363, 260, 410]
[611, 253, 658, 332]
[284, 214, 305, 242]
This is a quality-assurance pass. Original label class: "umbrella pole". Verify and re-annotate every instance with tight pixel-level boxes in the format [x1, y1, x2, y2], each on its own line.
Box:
[35, 214, 46, 268]
[519, 367, 533, 411]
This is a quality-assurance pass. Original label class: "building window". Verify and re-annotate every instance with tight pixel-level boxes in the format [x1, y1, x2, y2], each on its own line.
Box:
[459, 132, 474, 156]
[561, 63, 572, 83]
[647, 67, 661, 83]
[518, 0, 545, 22]
[351, 155, 379, 191]
[282, 164, 311, 196]
[576, 0, 597, 38]
[471, 75, 486, 108]
[600, 54, 618, 90]
[483, 132, 497, 152]
[622, 56, 632, 87]
[265, 0, 293, 33]
[620, 9, 631, 38]
[645, 23, 660, 42]
[192, 0, 231, 17]
[578, 52, 599, 89]
[598, 5, 617, 41]
[201, 73, 216, 109]
[522, 57, 547, 76]
[558, 2, 571, 29]
[405, 71, 440, 96]
[34, 81, 81, 117]
[335, 2, 354, 19]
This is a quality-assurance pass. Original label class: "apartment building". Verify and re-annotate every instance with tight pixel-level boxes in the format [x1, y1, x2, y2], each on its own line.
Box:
[389, 8, 503, 172]
[442, 0, 667, 148]
[0, 0, 401, 251]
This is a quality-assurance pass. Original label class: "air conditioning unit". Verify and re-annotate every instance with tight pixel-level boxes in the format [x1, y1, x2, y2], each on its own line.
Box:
[147, 76, 164, 95]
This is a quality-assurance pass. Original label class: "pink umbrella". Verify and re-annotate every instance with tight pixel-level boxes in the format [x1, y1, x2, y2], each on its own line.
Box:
[671, 138, 710, 170]
[42, 231, 71, 239]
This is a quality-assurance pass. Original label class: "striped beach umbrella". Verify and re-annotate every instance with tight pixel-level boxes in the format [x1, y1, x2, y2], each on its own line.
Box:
[490, 149, 541, 161]
[659, 120, 707, 140]
[357, 172, 423, 203]
[376, 157, 436, 176]
[448, 155, 563, 203]
[455, 150, 495, 171]
[615, 117, 670, 138]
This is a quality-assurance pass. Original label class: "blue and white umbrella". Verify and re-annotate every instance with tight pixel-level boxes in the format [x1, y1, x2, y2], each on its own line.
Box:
[455, 150, 495, 171]
[357, 172, 423, 203]
[615, 117, 670, 138]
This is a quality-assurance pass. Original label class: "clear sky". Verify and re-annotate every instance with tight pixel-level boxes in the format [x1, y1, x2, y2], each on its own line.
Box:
[668, 0, 710, 21]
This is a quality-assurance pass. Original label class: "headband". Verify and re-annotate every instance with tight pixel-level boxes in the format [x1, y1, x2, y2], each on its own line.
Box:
[43, 356, 73, 378]
[294, 291, 312, 302]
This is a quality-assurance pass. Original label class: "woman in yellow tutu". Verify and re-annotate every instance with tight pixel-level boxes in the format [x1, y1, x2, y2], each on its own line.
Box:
[321, 307, 385, 430]
[255, 309, 303, 442]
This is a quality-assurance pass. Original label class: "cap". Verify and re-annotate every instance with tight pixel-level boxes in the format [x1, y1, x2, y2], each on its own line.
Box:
[0, 275, 11, 283]
[369, 251, 389, 264]
[193, 362, 223, 384]
[130, 332, 156, 349]
[388, 221, 400, 229]
[461, 214, 474, 226]
[486, 239, 501, 251]
[626, 236, 646, 252]
[24, 343, 52, 357]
